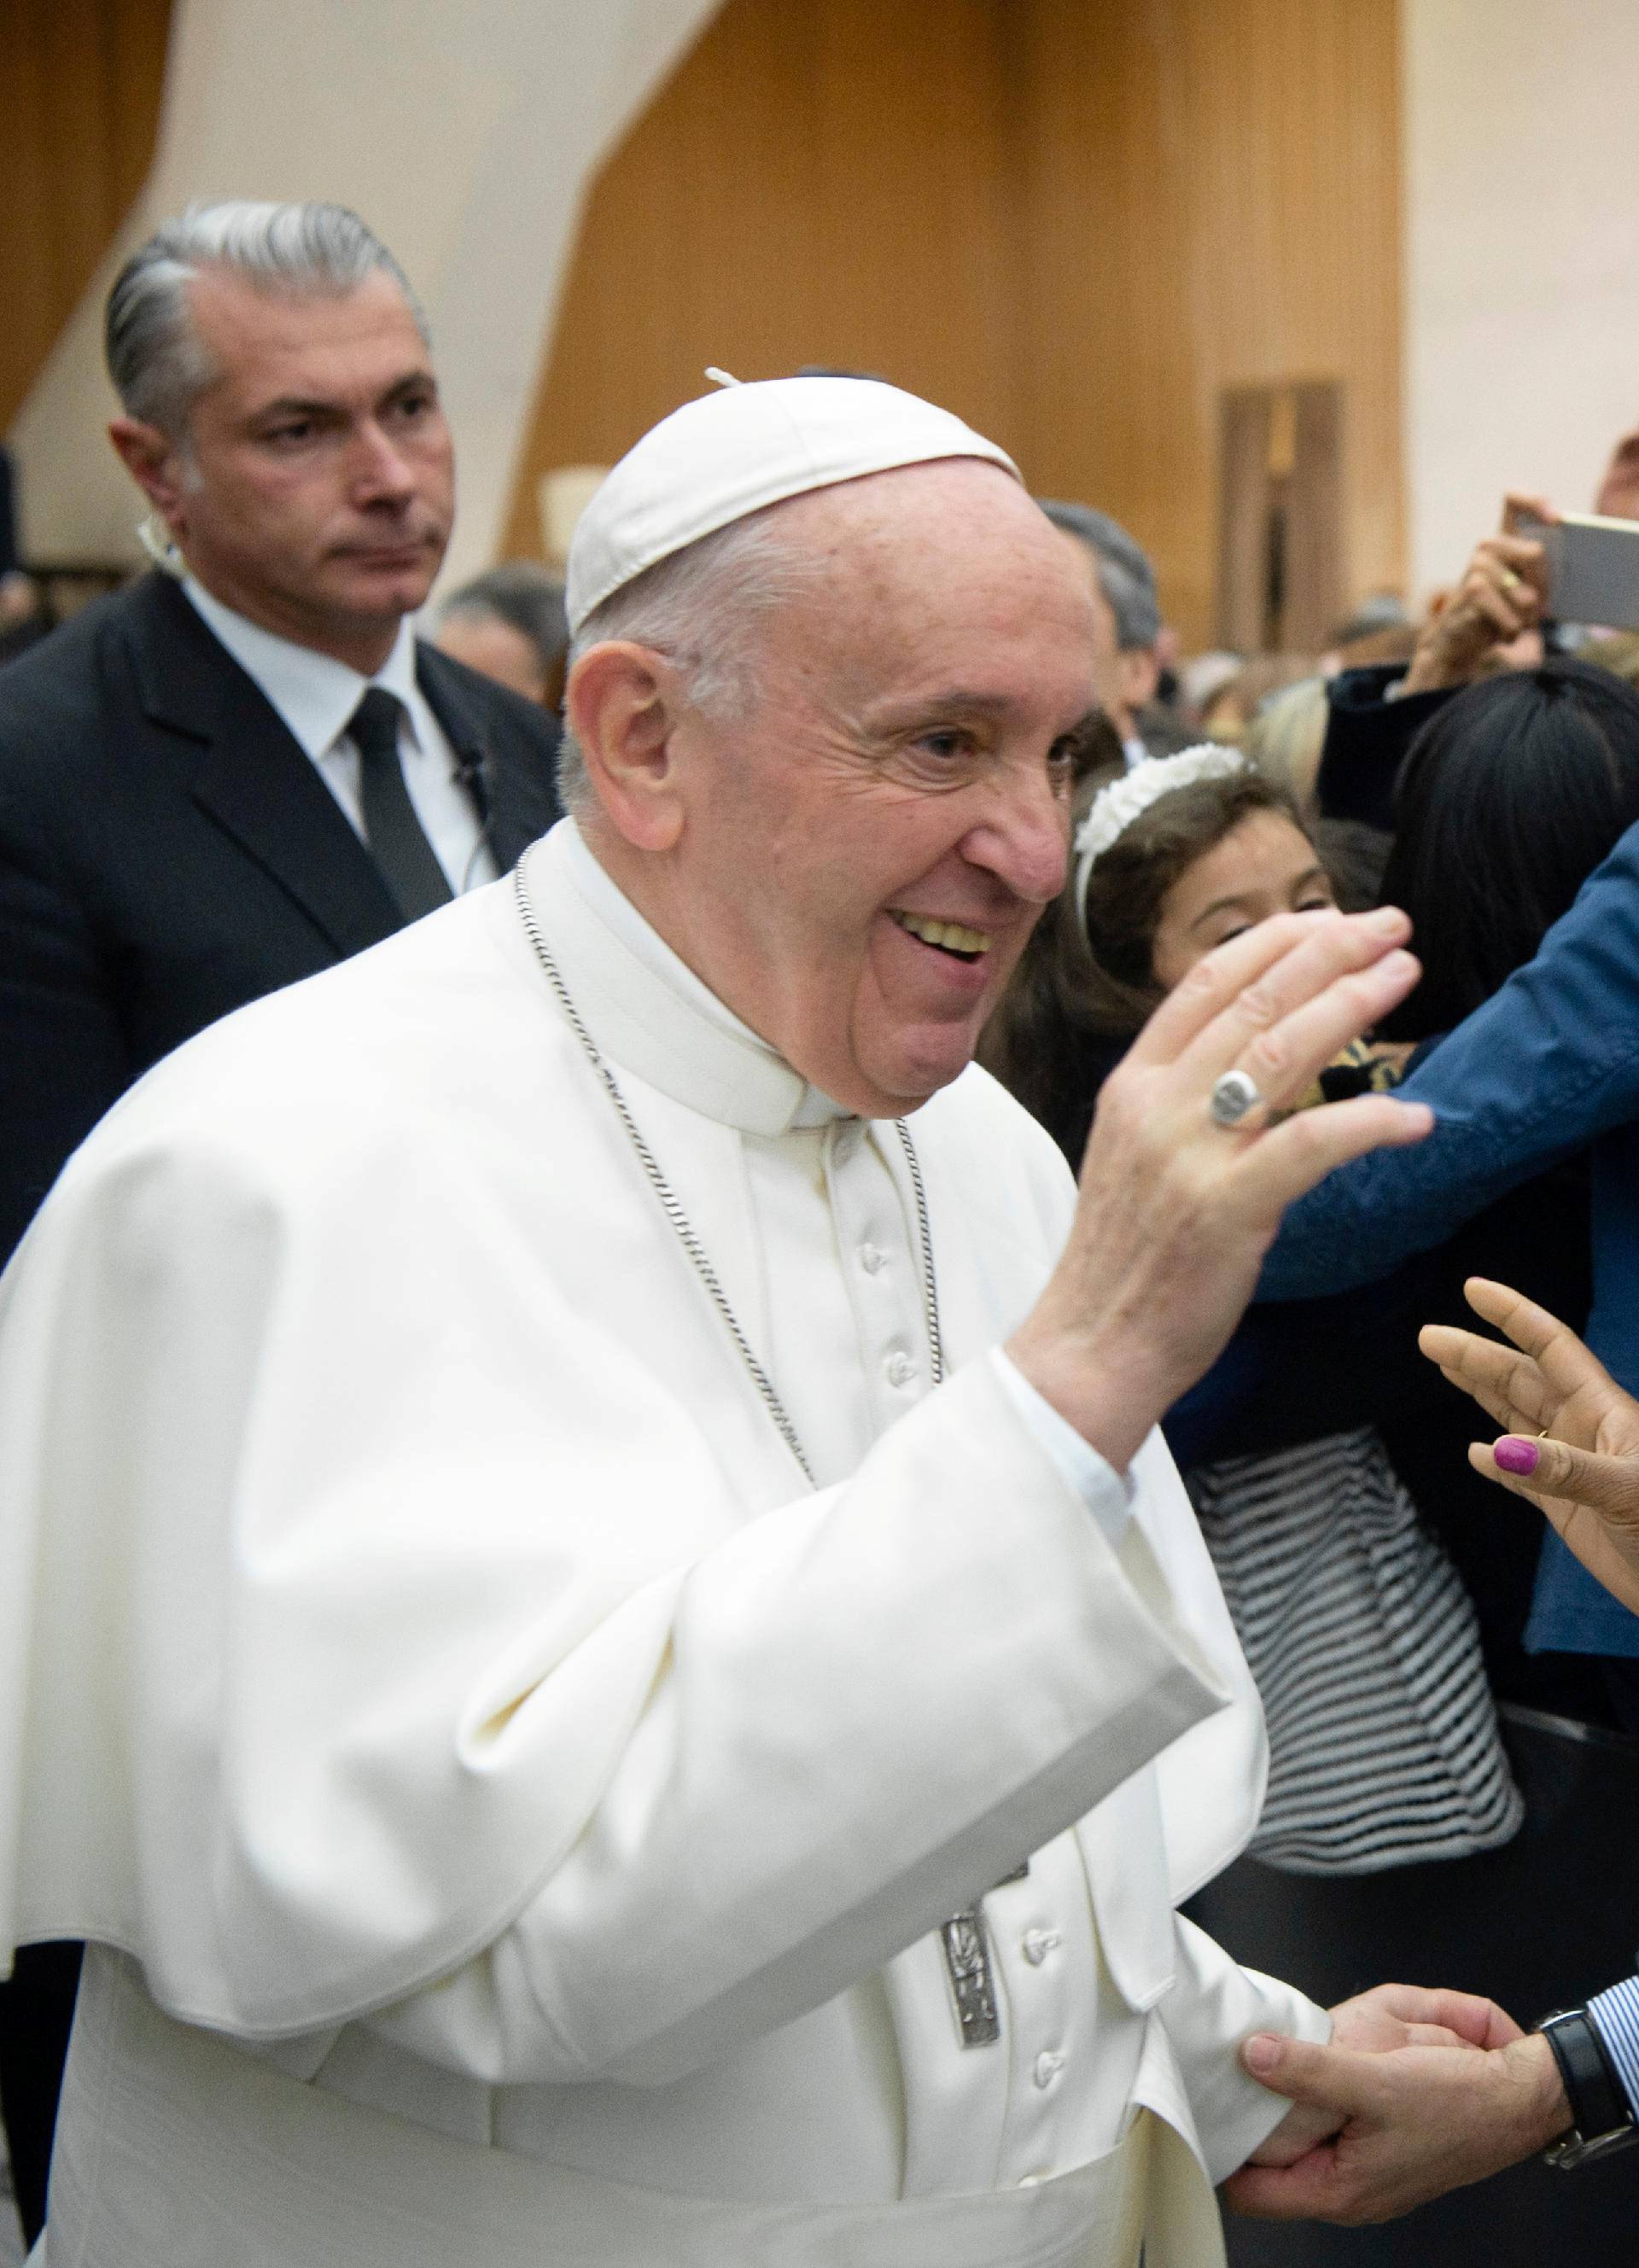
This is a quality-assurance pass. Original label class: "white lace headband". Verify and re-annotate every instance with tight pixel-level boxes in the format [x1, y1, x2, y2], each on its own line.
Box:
[1073, 743, 1253, 924]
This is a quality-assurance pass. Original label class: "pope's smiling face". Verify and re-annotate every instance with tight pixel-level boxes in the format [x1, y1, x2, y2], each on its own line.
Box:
[646, 463, 1102, 1117]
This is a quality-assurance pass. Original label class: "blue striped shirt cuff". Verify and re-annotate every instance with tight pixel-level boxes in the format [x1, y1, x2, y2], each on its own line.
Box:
[1587, 1976, 1639, 2119]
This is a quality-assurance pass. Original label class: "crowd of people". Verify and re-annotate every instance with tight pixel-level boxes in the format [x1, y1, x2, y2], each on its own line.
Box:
[2, 195, 1638, 2267]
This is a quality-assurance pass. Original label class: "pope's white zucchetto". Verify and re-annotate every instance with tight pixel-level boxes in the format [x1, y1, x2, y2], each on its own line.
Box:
[565, 374, 1022, 637]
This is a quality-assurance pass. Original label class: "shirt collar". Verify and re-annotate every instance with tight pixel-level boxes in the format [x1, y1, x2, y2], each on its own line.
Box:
[524, 820, 854, 1136]
[181, 577, 423, 761]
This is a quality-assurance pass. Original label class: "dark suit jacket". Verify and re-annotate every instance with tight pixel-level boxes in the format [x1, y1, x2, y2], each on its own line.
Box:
[0, 569, 563, 1266]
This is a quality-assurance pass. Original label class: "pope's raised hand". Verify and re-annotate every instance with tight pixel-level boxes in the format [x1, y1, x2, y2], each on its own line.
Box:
[1422, 1276, 1639, 1618]
[1008, 907, 1432, 1469]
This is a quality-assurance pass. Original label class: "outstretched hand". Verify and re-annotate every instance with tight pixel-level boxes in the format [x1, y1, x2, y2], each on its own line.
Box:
[1420, 1277, 1639, 1618]
[1225, 2001, 1567, 2224]
[1248, 1984, 1513, 2170]
[1009, 907, 1432, 1469]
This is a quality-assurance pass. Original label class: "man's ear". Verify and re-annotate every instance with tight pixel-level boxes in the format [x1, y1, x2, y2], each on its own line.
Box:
[565, 642, 688, 851]
[108, 417, 191, 540]
[1117, 644, 1160, 715]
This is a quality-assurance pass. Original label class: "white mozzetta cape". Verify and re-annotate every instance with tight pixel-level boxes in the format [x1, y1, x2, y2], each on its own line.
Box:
[0, 822, 1325, 2263]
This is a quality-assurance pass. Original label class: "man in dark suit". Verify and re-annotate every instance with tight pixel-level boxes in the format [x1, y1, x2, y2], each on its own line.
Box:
[0, 196, 560, 2242]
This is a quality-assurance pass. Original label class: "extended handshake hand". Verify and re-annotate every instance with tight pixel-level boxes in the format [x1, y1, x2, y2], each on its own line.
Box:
[1009, 906, 1432, 1468]
[1225, 1987, 1570, 2224]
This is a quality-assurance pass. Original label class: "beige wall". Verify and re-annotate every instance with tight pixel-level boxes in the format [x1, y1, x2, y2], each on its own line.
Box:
[511, 0, 1406, 649]
[1403, 0, 1639, 599]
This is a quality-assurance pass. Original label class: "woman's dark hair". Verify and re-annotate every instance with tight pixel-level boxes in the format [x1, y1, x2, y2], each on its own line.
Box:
[1377, 658, 1639, 1041]
[980, 754, 1304, 1160]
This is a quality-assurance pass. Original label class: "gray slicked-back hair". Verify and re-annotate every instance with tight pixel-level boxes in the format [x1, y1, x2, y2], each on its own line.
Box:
[557, 504, 825, 821]
[1038, 497, 1161, 651]
[105, 200, 429, 437]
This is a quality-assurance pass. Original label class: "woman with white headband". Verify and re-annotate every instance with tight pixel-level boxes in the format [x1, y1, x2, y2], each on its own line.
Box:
[982, 745, 1522, 1885]
[982, 743, 1367, 1169]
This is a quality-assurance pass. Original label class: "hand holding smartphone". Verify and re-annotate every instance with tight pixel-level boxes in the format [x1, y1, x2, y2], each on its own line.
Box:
[1514, 509, 1639, 630]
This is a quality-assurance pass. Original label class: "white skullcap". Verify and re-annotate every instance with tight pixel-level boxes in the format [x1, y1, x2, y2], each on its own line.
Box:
[565, 374, 1020, 636]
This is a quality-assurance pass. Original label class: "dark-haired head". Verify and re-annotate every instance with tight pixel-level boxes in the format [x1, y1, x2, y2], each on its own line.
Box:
[980, 755, 1321, 1158]
[1379, 658, 1639, 1040]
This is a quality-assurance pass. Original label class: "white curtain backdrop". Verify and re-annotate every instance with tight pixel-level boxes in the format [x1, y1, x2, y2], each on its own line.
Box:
[6, 0, 720, 587]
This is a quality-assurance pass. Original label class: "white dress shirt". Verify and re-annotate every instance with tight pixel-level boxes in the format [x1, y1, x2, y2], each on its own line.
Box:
[182, 578, 498, 893]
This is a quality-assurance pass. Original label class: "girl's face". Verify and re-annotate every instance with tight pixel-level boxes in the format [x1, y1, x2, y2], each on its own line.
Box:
[1149, 810, 1335, 991]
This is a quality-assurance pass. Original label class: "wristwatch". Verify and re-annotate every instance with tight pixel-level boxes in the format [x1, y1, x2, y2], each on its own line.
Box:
[1536, 2008, 1639, 2168]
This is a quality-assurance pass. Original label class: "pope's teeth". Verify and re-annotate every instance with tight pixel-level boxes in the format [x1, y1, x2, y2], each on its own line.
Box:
[894, 912, 993, 955]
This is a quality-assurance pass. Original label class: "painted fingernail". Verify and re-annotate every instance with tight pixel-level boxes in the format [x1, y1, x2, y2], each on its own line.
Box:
[1493, 1437, 1539, 1476]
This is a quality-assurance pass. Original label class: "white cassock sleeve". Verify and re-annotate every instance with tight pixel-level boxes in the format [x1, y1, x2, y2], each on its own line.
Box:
[0, 1116, 1238, 2074]
[327, 1354, 1234, 2087]
[1155, 1919, 1333, 2181]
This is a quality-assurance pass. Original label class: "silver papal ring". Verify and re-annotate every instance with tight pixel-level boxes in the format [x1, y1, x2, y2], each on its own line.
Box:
[1209, 1070, 1266, 1128]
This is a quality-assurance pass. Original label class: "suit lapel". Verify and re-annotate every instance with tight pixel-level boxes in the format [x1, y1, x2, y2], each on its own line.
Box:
[415, 641, 559, 870]
[129, 575, 403, 956]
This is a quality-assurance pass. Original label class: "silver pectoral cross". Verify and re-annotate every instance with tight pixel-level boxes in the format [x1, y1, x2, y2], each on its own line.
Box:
[940, 1862, 1028, 2049]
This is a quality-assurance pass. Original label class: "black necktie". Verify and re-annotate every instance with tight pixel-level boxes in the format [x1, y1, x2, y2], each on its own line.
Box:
[348, 687, 453, 921]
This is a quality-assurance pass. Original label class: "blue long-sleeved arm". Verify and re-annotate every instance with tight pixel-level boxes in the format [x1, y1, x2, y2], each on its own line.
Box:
[1261, 813, 1639, 1303]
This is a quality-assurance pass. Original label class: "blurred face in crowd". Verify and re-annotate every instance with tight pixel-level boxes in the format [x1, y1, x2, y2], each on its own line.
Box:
[1149, 808, 1335, 990]
[109, 266, 454, 673]
[1050, 528, 1130, 733]
[434, 609, 549, 703]
[573, 464, 1102, 1117]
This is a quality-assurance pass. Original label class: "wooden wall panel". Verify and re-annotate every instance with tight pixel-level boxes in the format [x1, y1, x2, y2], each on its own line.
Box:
[0, 0, 174, 434]
[1012, 0, 1404, 644]
[505, 0, 1408, 645]
[501, 0, 1024, 557]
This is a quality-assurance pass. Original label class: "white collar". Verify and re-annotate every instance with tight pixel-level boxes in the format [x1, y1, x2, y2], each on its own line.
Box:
[181, 577, 423, 761]
[525, 821, 854, 1136]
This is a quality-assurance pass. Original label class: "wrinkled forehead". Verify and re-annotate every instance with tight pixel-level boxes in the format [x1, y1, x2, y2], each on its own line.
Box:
[752, 462, 1100, 684]
[184, 265, 431, 405]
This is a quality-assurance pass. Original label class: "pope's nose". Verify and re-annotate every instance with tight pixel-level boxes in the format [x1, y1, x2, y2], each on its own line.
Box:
[962, 773, 1071, 907]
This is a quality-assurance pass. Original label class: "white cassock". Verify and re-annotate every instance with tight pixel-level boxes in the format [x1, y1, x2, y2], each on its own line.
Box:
[0, 819, 1327, 2266]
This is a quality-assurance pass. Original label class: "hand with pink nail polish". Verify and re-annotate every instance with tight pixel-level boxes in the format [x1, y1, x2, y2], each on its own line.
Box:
[1420, 1276, 1639, 1616]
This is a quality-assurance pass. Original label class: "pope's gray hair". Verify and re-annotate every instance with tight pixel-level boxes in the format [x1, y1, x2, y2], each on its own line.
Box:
[105, 200, 429, 437]
[557, 506, 826, 822]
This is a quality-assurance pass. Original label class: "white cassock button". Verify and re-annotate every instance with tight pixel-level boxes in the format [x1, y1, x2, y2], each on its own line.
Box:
[884, 1351, 917, 1387]
[1033, 2050, 1066, 2090]
[1021, 1929, 1061, 1967]
[859, 1243, 885, 1274]
[1018, 2172, 1047, 2189]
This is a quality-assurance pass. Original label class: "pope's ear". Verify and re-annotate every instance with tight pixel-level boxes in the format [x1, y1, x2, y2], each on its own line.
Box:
[108, 416, 191, 537]
[565, 642, 687, 851]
